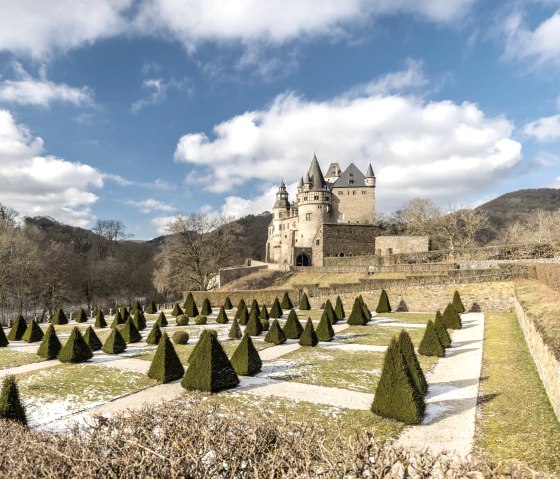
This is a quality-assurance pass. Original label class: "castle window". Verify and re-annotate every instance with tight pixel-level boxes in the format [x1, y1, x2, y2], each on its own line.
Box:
[362, 191, 366, 195]
[314, 195, 319, 200]
[349, 180, 354, 185]
[338, 191, 343, 196]
[304, 196, 308, 201]
[353, 190, 356, 195]
[316, 240, 320, 246]
[305, 213, 312, 221]
[349, 173, 354, 177]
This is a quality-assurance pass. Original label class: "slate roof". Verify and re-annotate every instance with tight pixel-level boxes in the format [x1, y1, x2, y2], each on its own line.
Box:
[332, 163, 366, 188]
[366, 163, 375, 177]
[307, 154, 326, 190]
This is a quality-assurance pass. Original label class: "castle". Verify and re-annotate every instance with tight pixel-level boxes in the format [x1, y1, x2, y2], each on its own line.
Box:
[265, 155, 379, 266]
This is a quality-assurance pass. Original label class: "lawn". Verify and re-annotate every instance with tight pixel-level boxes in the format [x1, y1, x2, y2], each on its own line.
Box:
[337, 325, 426, 346]
[376, 312, 435, 324]
[0, 348, 44, 370]
[475, 311, 560, 474]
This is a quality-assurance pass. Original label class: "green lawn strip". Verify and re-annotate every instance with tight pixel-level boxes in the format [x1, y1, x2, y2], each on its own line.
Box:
[0, 349, 45, 370]
[475, 311, 560, 474]
[376, 312, 435, 324]
[337, 325, 425, 346]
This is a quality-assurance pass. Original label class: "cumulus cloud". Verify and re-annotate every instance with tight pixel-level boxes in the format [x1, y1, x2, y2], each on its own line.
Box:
[523, 114, 560, 142]
[150, 215, 177, 234]
[0, 109, 104, 226]
[131, 76, 192, 114]
[127, 198, 176, 213]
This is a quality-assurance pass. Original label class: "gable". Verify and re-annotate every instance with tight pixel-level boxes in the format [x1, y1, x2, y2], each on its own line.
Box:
[332, 163, 366, 188]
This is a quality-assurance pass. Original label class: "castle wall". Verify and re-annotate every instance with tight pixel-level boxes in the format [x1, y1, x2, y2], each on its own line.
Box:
[375, 235, 429, 256]
[331, 186, 375, 224]
[317, 224, 378, 266]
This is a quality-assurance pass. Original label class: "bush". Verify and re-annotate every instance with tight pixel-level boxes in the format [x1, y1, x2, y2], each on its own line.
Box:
[75, 308, 88, 323]
[83, 326, 102, 352]
[434, 311, 452, 348]
[223, 296, 233, 310]
[228, 318, 242, 340]
[184, 293, 199, 317]
[260, 304, 270, 320]
[146, 301, 158, 314]
[181, 332, 239, 392]
[322, 299, 338, 324]
[299, 318, 318, 347]
[132, 301, 143, 315]
[469, 302, 482, 313]
[8, 315, 27, 341]
[375, 290, 391, 313]
[396, 299, 408, 312]
[316, 314, 334, 342]
[335, 296, 345, 320]
[269, 298, 283, 318]
[230, 333, 262, 376]
[195, 315, 207, 325]
[201, 298, 212, 316]
[359, 295, 372, 320]
[452, 290, 465, 313]
[347, 298, 368, 325]
[216, 306, 229, 324]
[22, 320, 44, 343]
[260, 318, 270, 331]
[156, 311, 168, 327]
[58, 327, 93, 363]
[237, 306, 249, 326]
[95, 309, 107, 328]
[148, 333, 185, 383]
[121, 318, 142, 344]
[52, 307, 68, 325]
[176, 315, 189, 326]
[171, 303, 183, 317]
[37, 325, 61, 359]
[103, 328, 127, 355]
[418, 321, 445, 357]
[299, 292, 311, 310]
[111, 311, 124, 329]
[0, 325, 8, 347]
[264, 320, 286, 345]
[172, 331, 189, 345]
[234, 299, 246, 319]
[245, 310, 263, 336]
[371, 337, 425, 424]
[280, 292, 293, 310]
[283, 310, 303, 339]
[397, 330, 428, 396]
[0, 376, 26, 425]
[146, 323, 162, 345]
[188, 330, 218, 364]
[119, 307, 130, 322]
[249, 299, 260, 319]
[132, 311, 146, 331]
[443, 303, 462, 329]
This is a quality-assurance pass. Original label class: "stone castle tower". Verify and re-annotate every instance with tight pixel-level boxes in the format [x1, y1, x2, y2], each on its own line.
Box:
[266, 154, 376, 265]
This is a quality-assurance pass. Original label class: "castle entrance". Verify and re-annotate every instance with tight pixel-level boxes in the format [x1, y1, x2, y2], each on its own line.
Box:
[295, 253, 310, 266]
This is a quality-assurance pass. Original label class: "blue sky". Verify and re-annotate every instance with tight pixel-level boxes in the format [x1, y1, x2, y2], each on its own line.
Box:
[1, 1, 560, 239]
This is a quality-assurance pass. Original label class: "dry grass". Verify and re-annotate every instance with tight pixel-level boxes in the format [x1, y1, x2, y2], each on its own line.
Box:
[0, 348, 44, 370]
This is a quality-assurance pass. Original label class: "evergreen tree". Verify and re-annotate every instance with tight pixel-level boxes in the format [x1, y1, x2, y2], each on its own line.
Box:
[299, 292, 311, 310]
[147, 333, 185, 383]
[146, 300, 158, 314]
[22, 320, 44, 343]
[316, 314, 334, 342]
[397, 330, 428, 396]
[58, 327, 93, 363]
[269, 297, 283, 318]
[176, 315, 189, 325]
[8, 315, 27, 341]
[245, 310, 263, 336]
[260, 318, 270, 331]
[376, 290, 392, 313]
[121, 317, 142, 343]
[452, 290, 466, 313]
[469, 302, 481, 313]
[334, 296, 345, 320]
[188, 330, 218, 364]
[146, 322, 163, 345]
[83, 326, 102, 351]
[132, 300, 143, 315]
[183, 292, 194, 310]
[156, 311, 168, 327]
[119, 306, 130, 322]
[52, 307, 68, 325]
[371, 338, 425, 424]
[111, 311, 124, 329]
[181, 332, 239, 392]
[234, 299, 246, 319]
[102, 328, 127, 355]
[37, 325, 61, 359]
[223, 296, 233, 310]
[418, 321, 445, 357]
[0, 325, 8, 347]
[132, 310, 147, 331]
[95, 309, 107, 328]
[228, 317, 242, 340]
[75, 308, 88, 323]
[0, 376, 27, 425]
[171, 303, 183, 317]
[322, 299, 338, 324]
[201, 298, 213, 316]
[230, 333, 262, 376]
[443, 303, 462, 329]
[260, 304, 270, 320]
[237, 305, 249, 326]
[434, 311, 452, 348]
[281, 292, 293, 310]
[299, 318, 319, 346]
[172, 330, 189, 344]
[195, 315, 207, 325]
[216, 306, 229, 324]
[283, 309, 303, 339]
[359, 295, 373, 320]
[347, 297, 368, 325]
[396, 299, 408, 312]
[249, 299, 261, 319]
[264, 320, 286, 345]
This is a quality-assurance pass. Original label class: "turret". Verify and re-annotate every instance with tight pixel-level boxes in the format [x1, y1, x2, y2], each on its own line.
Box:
[273, 180, 290, 219]
[365, 163, 376, 187]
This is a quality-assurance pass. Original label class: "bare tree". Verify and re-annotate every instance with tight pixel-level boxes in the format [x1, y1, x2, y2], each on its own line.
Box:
[92, 219, 129, 259]
[501, 209, 560, 246]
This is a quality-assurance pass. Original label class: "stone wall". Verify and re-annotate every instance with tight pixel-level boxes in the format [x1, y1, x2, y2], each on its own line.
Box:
[218, 264, 268, 288]
[331, 185, 375, 224]
[319, 223, 379, 264]
[514, 296, 560, 421]
[375, 235, 429, 256]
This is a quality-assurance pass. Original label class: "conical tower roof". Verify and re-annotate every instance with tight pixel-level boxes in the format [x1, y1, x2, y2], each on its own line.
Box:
[298, 176, 304, 188]
[366, 163, 375, 177]
[308, 154, 326, 190]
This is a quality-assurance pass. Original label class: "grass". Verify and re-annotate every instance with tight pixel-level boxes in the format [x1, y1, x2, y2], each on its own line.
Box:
[0, 349, 45, 369]
[337, 325, 426, 346]
[475, 311, 560, 474]
[376, 312, 435, 324]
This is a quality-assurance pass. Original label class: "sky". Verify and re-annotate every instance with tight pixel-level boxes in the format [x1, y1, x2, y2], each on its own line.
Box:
[1, 1, 560, 239]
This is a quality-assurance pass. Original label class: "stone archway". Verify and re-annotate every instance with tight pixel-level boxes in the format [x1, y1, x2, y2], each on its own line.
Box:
[295, 253, 310, 266]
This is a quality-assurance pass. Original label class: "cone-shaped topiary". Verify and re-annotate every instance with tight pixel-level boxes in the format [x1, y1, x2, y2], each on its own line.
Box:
[146, 300, 157, 314]
[397, 330, 428, 396]
[59, 327, 93, 363]
[469, 302, 481, 313]
[260, 318, 270, 331]
[132, 300, 142, 315]
[121, 317, 142, 343]
[371, 337, 425, 424]
[283, 309, 303, 339]
[188, 330, 218, 364]
[148, 333, 185, 383]
[102, 328, 127, 355]
[95, 309, 107, 328]
[376, 289, 391, 313]
[52, 307, 68, 325]
[237, 305, 249, 326]
[8, 315, 28, 341]
[264, 319, 286, 345]
[248, 299, 260, 318]
[0, 325, 8, 347]
[156, 311, 168, 327]
[322, 299, 338, 324]
[223, 296, 233, 310]
[172, 330, 189, 345]
[132, 310, 147, 331]
[83, 326, 102, 351]
[22, 320, 44, 343]
[146, 322, 163, 345]
[119, 307, 130, 322]
[359, 295, 373, 320]
[0, 376, 27, 425]
[171, 303, 183, 317]
[234, 299, 246, 319]
[228, 317, 242, 340]
[452, 290, 465, 314]
[434, 311, 452, 348]
[230, 333, 262, 376]
[281, 292, 293, 310]
[181, 332, 239, 392]
[316, 314, 334, 342]
[299, 318, 319, 346]
[269, 297, 283, 318]
[347, 297, 368, 325]
[216, 306, 229, 324]
[183, 291, 194, 310]
[299, 292, 311, 310]
[260, 304, 270, 320]
[418, 321, 445, 357]
[335, 296, 345, 320]
[245, 310, 263, 336]
[396, 299, 408, 312]
[37, 325, 61, 359]
[75, 308, 88, 323]
[201, 298, 212, 316]
[443, 303, 462, 329]
[111, 311, 124, 329]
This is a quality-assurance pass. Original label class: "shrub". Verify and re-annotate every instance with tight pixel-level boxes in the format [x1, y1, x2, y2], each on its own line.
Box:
[371, 337, 425, 424]
[434, 311, 452, 348]
[452, 290, 465, 314]
[237, 306, 249, 326]
[146, 301, 157, 314]
[8, 315, 27, 341]
[269, 298, 283, 318]
[228, 318, 242, 340]
[0, 325, 8, 347]
[171, 303, 183, 317]
[216, 306, 229, 324]
[347, 298, 368, 326]
[396, 299, 408, 312]
[148, 333, 185, 383]
[132, 311, 146, 331]
[334, 296, 345, 320]
[59, 327, 93, 363]
[183, 292, 194, 309]
[52, 307, 68, 325]
[181, 332, 239, 392]
[102, 328, 127, 355]
[260, 318, 270, 331]
[156, 311, 168, 327]
[280, 292, 293, 310]
[260, 304, 270, 320]
[146, 323, 162, 345]
[418, 321, 445, 357]
[245, 310, 263, 336]
[283, 310, 303, 339]
[359, 295, 372, 319]
[75, 308, 88, 323]
[0, 376, 27, 425]
[299, 292, 311, 310]
[188, 330, 218, 364]
[443, 303, 462, 329]
[37, 325, 61, 359]
[234, 299, 246, 320]
[22, 320, 44, 343]
[195, 315, 207, 325]
[110, 311, 124, 329]
[397, 330, 428, 396]
[184, 294, 199, 317]
[322, 299, 338, 324]
[121, 318, 142, 343]
[316, 314, 334, 342]
[299, 318, 318, 347]
[176, 315, 189, 326]
[469, 302, 482, 313]
[249, 299, 260, 319]
[83, 326, 102, 352]
[264, 320, 286, 345]
[223, 296, 233, 310]
[119, 307, 130, 322]
[132, 301, 143, 315]
[376, 290, 391, 313]
[201, 298, 212, 316]
[95, 309, 107, 328]
[172, 330, 189, 345]
[230, 333, 262, 376]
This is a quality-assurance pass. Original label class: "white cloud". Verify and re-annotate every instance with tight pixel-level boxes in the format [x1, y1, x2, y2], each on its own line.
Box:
[150, 215, 177, 234]
[0, 109, 103, 226]
[131, 77, 192, 114]
[127, 198, 176, 213]
[523, 114, 560, 142]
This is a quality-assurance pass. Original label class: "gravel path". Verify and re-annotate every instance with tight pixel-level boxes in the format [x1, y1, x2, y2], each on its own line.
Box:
[395, 312, 485, 456]
[0, 360, 59, 378]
